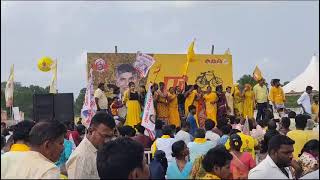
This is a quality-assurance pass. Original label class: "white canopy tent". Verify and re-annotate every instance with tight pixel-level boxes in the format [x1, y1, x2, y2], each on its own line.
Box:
[283, 55, 319, 93]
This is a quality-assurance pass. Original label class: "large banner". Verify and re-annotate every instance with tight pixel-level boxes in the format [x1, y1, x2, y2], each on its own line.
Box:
[87, 53, 233, 94]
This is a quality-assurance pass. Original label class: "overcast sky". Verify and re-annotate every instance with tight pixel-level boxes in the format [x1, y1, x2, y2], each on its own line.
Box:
[1, 1, 319, 97]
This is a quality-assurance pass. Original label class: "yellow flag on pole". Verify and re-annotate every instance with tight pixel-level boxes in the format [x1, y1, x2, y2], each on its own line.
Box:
[5, 64, 14, 107]
[253, 65, 263, 81]
[187, 40, 195, 62]
[184, 40, 195, 75]
[50, 60, 57, 94]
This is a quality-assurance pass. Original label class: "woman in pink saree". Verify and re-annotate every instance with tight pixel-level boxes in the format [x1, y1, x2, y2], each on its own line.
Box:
[229, 134, 256, 179]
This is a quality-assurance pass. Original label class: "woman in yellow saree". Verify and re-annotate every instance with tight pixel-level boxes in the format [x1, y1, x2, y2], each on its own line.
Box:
[233, 84, 243, 117]
[242, 84, 255, 119]
[203, 86, 218, 124]
[168, 87, 180, 127]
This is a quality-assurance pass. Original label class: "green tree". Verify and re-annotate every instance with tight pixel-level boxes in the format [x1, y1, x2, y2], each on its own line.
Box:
[74, 88, 86, 116]
[237, 74, 257, 88]
[1, 82, 48, 119]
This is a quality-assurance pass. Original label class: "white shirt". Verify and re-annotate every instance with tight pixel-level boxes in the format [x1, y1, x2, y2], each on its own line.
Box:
[1, 151, 60, 179]
[175, 130, 192, 145]
[94, 88, 108, 109]
[66, 136, 99, 179]
[155, 138, 176, 162]
[205, 131, 220, 146]
[248, 155, 293, 179]
[300, 169, 319, 179]
[297, 92, 312, 114]
[289, 118, 296, 131]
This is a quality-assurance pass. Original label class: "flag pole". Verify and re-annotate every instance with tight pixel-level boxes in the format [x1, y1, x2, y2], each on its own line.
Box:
[56, 59, 58, 93]
[153, 71, 160, 83]
[11, 64, 14, 121]
[10, 106, 13, 120]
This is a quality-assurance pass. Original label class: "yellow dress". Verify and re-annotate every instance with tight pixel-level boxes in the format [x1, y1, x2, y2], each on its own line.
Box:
[123, 90, 141, 127]
[185, 90, 197, 116]
[233, 87, 243, 117]
[203, 92, 218, 124]
[168, 93, 180, 127]
[243, 90, 254, 119]
[156, 91, 169, 121]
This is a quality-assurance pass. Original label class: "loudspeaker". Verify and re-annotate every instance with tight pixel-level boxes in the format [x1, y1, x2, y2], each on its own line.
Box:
[54, 93, 74, 125]
[33, 94, 54, 122]
[33, 93, 74, 125]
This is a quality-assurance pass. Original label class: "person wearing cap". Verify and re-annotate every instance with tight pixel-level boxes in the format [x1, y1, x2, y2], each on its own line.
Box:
[269, 79, 286, 113]
[229, 134, 256, 179]
[297, 86, 313, 116]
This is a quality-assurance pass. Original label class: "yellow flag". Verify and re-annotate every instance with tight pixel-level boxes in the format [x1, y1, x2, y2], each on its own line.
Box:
[253, 66, 263, 81]
[187, 40, 195, 62]
[49, 60, 57, 94]
[184, 40, 195, 75]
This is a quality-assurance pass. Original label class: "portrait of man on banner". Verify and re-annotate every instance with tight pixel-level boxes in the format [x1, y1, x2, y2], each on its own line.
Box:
[115, 63, 139, 95]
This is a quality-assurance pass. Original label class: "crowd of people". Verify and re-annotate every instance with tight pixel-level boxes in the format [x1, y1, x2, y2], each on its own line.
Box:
[1, 78, 319, 179]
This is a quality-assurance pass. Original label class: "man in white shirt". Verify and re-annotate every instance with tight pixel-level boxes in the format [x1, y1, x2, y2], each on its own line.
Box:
[66, 112, 116, 179]
[297, 86, 313, 115]
[249, 134, 300, 179]
[204, 120, 220, 146]
[151, 125, 176, 163]
[94, 83, 109, 112]
[1, 121, 66, 179]
[175, 121, 192, 145]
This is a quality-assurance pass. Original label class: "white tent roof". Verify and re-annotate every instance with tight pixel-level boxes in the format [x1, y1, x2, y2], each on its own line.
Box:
[283, 55, 319, 93]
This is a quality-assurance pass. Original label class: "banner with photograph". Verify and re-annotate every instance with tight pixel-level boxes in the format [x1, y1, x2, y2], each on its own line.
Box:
[87, 53, 233, 94]
[134, 51, 155, 78]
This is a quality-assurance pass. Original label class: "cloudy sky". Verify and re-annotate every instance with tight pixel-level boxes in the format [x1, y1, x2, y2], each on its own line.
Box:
[1, 1, 319, 97]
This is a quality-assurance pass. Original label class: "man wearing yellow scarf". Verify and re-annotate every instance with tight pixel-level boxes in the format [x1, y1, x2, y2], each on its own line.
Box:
[10, 120, 35, 152]
[187, 129, 214, 162]
[202, 145, 233, 179]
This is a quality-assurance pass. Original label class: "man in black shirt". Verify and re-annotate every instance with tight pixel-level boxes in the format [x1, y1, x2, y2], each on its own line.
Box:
[175, 86, 186, 120]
